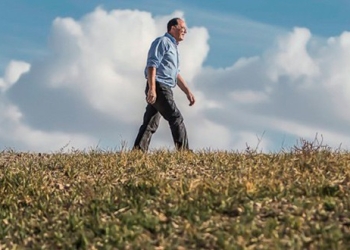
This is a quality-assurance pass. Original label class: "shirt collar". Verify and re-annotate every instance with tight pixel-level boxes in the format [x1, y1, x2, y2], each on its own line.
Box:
[165, 32, 178, 45]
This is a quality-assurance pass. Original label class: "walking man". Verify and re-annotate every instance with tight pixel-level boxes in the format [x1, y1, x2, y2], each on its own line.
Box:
[133, 17, 195, 152]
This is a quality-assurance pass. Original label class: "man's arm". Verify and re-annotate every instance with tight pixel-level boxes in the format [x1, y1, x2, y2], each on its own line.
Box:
[145, 37, 167, 105]
[177, 74, 195, 106]
[146, 67, 157, 104]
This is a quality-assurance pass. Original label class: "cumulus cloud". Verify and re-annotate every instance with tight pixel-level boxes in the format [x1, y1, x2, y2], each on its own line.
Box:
[2, 7, 213, 151]
[2, 7, 350, 152]
[0, 102, 96, 152]
[194, 27, 350, 150]
[0, 60, 30, 92]
[266, 28, 320, 82]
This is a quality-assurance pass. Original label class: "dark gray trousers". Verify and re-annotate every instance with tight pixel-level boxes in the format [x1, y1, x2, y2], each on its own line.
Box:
[133, 82, 189, 151]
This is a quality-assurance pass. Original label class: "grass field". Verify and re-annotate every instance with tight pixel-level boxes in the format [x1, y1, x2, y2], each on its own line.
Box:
[1, 140, 350, 249]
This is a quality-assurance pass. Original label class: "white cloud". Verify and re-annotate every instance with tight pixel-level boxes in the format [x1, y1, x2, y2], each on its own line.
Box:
[266, 27, 320, 82]
[0, 60, 30, 92]
[2, 7, 350, 152]
[0, 102, 96, 152]
[193, 26, 350, 151]
[1, 8, 214, 152]
[179, 26, 209, 82]
[229, 90, 269, 105]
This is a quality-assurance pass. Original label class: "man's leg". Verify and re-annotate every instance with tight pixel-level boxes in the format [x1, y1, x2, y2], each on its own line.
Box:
[153, 83, 189, 150]
[133, 104, 161, 152]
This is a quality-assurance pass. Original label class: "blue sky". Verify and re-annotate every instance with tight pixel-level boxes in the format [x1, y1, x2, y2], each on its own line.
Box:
[1, 0, 350, 152]
[2, 0, 349, 69]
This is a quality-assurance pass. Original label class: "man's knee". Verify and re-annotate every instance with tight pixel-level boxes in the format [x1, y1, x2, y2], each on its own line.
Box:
[147, 113, 161, 132]
[169, 113, 183, 127]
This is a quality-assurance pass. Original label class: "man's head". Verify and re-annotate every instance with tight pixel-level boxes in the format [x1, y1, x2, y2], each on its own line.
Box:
[167, 18, 187, 43]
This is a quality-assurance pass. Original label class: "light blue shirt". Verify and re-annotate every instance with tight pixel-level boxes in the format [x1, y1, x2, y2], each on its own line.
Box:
[144, 33, 179, 88]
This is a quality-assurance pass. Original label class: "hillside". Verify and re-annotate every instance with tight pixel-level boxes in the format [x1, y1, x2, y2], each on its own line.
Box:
[0, 143, 350, 249]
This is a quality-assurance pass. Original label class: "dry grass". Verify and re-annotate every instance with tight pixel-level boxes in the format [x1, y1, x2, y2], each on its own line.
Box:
[0, 140, 350, 249]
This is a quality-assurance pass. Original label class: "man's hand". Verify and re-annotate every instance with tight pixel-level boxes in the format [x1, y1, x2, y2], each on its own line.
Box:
[147, 88, 157, 104]
[186, 92, 195, 106]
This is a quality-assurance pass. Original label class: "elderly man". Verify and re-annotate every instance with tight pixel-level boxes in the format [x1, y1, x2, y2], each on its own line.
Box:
[133, 17, 195, 151]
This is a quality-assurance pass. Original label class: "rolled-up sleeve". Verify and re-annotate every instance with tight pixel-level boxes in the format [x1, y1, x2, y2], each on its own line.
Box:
[146, 38, 168, 68]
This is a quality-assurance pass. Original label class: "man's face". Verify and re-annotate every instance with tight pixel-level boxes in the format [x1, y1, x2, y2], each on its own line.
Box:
[171, 20, 187, 43]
